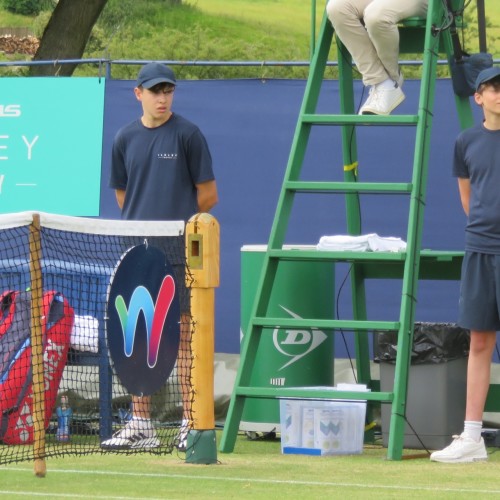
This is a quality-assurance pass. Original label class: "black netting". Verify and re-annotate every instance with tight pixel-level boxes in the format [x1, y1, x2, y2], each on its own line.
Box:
[0, 215, 196, 465]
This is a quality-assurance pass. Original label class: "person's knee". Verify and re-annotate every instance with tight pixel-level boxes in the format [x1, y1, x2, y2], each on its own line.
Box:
[470, 331, 496, 355]
[363, 3, 397, 36]
[326, 0, 356, 26]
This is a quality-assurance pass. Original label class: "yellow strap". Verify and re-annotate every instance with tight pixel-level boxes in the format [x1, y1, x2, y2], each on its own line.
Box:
[365, 421, 377, 432]
[344, 161, 358, 174]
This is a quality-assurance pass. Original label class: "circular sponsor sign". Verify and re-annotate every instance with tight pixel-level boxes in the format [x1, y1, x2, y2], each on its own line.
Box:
[106, 244, 180, 396]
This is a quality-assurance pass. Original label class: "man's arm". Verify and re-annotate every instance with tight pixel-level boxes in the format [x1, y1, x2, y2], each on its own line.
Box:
[115, 189, 126, 210]
[196, 180, 218, 213]
[457, 178, 470, 216]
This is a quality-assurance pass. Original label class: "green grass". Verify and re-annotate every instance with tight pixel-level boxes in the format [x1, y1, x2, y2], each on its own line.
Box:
[0, 0, 499, 79]
[0, 9, 34, 28]
[2, 431, 500, 498]
[84, 0, 322, 79]
[0, 0, 498, 79]
[195, 0, 321, 37]
[86, 0, 500, 79]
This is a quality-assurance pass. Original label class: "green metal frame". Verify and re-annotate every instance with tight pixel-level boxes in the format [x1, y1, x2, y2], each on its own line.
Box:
[220, 0, 474, 460]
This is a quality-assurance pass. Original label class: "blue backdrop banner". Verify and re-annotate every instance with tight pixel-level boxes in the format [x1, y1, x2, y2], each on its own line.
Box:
[100, 77, 480, 355]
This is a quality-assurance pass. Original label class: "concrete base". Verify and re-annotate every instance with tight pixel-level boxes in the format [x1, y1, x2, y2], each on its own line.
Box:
[185, 430, 218, 464]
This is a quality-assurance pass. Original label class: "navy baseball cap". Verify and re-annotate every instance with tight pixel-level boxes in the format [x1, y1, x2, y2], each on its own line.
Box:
[475, 66, 500, 91]
[136, 63, 176, 89]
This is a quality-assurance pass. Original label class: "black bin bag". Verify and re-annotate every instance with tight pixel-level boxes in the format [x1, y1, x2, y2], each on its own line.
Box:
[376, 322, 470, 365]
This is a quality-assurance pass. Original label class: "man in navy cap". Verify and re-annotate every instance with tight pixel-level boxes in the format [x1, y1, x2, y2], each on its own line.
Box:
[431, 66, 500, 464]
[103, 62, 218, 451]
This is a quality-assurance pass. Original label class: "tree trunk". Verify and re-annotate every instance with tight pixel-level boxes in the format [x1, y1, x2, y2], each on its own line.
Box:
[29, 0, 109, 76]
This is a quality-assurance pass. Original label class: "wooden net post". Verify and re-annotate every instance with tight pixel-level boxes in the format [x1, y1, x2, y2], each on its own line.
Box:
[30, 213, 46, 477]
[185, 213, 219, 464]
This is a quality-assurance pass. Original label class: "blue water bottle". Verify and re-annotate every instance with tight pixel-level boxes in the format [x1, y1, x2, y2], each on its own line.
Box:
[56, 395, 72, 442]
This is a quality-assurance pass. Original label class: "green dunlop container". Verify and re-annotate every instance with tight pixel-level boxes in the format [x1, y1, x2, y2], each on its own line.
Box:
[240, 245, 335, 432]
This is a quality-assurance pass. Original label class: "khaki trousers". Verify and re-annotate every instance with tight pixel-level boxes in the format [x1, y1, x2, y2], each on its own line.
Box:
[326, 0, 428, 86]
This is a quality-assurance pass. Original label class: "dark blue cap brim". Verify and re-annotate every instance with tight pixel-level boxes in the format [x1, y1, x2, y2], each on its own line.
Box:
[141, 77, 176, 89]
[475, 66, 500, 91]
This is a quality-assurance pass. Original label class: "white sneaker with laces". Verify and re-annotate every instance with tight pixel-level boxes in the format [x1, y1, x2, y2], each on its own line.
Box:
[359, 83, 405, 115]
[430, 434, 488, 463]
[101, 419, 160, 450]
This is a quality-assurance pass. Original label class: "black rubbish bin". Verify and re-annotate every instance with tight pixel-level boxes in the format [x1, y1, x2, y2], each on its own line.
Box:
[377, 323, 470, 450]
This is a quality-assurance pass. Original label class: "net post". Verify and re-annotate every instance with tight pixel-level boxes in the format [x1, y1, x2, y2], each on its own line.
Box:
[29, 213, 46, 478]
[185, 213, 219, 464]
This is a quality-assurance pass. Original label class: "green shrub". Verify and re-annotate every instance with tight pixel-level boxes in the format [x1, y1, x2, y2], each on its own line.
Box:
[3, 0, 55, 16]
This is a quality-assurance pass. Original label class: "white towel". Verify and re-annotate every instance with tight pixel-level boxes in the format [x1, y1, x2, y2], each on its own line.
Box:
[367, 235, 406, 252]
[317, 234, 406, 253]
[70, 315, 99, 353]
[316, 234, 376, 252]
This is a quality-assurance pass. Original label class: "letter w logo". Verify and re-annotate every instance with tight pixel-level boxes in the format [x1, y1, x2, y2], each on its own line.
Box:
[114, 275, 176, 368]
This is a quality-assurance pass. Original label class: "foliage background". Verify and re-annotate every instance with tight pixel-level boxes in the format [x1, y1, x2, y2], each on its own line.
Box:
[0, 0, 499, 79]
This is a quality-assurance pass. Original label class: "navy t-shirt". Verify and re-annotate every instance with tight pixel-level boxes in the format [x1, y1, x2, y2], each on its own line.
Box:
[453, 123, 500, 253]
[109, 113, 215, 222]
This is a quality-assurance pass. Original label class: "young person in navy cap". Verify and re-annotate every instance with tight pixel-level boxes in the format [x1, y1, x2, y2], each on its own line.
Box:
[431, 66, 500, 463]
[103, 62, 218, 451]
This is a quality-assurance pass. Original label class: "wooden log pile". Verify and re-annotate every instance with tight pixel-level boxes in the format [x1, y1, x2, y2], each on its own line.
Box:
[0, 35, 39, 56]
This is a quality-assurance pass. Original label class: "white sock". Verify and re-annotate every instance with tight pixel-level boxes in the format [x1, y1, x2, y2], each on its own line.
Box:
[463, 420, 482, 442]
[131, 416, 151, 426]
[376, 78, 396, 90]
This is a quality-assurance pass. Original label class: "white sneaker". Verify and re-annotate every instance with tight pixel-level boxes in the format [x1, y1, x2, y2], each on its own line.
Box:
[359, 83, 405, 115]
[430, 434, 488, 463]
[101, 419, 160, 450]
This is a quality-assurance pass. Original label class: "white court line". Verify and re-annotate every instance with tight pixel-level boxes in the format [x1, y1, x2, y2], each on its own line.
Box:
[3, 467, 500, 496]
[0, 493, 168, 500]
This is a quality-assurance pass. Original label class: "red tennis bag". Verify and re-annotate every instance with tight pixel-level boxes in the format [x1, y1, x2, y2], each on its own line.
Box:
[0, 290, 74, 445]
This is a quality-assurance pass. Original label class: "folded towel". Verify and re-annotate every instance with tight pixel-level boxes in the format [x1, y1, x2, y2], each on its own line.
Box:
[317, 233, 406, 252]
[316, 234, 376, 252]
[70, 315, 99, 353]
[367, 235, 407, 252]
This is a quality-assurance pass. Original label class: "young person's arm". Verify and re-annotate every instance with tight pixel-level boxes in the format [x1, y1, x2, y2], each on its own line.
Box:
[115, 189, 126, 210]
[457, 178, 471, 216]
[196, 180, 218, 213]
